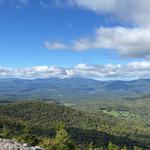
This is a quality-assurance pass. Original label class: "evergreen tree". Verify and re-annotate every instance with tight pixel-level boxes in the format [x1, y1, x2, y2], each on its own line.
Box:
[88, 142, 95, 150]
[108, 142, 118, 150]
[54, 124, 75, 150]
[0, 127, 10, 138]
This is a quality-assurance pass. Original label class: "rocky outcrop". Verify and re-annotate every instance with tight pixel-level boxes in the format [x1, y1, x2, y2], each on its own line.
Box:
[0, 138, 43, 150]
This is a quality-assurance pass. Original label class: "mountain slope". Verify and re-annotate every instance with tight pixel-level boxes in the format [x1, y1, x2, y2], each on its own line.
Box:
[0, 101, 147, 149]
[0, 101, 111, 129]
[0, 78, 150, 102]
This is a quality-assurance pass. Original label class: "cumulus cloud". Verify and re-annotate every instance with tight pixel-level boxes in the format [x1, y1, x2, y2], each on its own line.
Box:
[57, 0, 150, 26]
[0, 61, 150, 80]
[47, 0, 150, 58]
[2, 0, 150, 59]
[1, 0, 150, 26]
[45, 26, 150, 58]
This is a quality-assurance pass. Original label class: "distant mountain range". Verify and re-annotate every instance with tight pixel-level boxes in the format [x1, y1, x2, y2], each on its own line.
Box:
[0, 78, 150, 102]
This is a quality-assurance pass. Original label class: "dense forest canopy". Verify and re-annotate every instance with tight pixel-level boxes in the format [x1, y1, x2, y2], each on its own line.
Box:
[0, 101, 149, 150]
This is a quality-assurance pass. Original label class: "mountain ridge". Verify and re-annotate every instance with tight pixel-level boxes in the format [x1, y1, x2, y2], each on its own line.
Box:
[0, 78, 150, 102]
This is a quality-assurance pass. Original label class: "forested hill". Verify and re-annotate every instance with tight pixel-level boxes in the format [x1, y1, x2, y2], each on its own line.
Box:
[0, 78, 150, 102]
[0, 101, 149, 149]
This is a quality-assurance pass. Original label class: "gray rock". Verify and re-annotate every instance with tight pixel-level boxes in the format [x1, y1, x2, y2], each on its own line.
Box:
[0, 138, 44, 150]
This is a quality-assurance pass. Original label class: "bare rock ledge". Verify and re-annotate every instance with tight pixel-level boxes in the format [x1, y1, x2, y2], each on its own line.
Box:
[0, 138, 43, 150]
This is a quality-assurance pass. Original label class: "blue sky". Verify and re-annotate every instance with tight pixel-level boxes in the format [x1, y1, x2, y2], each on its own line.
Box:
[0, 0, 150, 79]
[0, 0, 136, 67]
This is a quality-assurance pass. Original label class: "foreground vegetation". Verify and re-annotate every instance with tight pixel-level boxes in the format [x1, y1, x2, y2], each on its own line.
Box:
[73, 98, 150, 145]
[0, 101, 149, 149]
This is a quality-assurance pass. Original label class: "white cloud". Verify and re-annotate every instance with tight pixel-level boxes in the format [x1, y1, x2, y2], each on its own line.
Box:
[1, 0, 150, 26]
[128, 61, 150, 70]
[44, 41, 69, 50]
[0, 61, 150, 80]
[14, 66, 67, 79]
[45, 26, 150, 58]
[59, 0, 150, 26]
[1, 0, 150, 59]
[44, 0, 150, 58]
